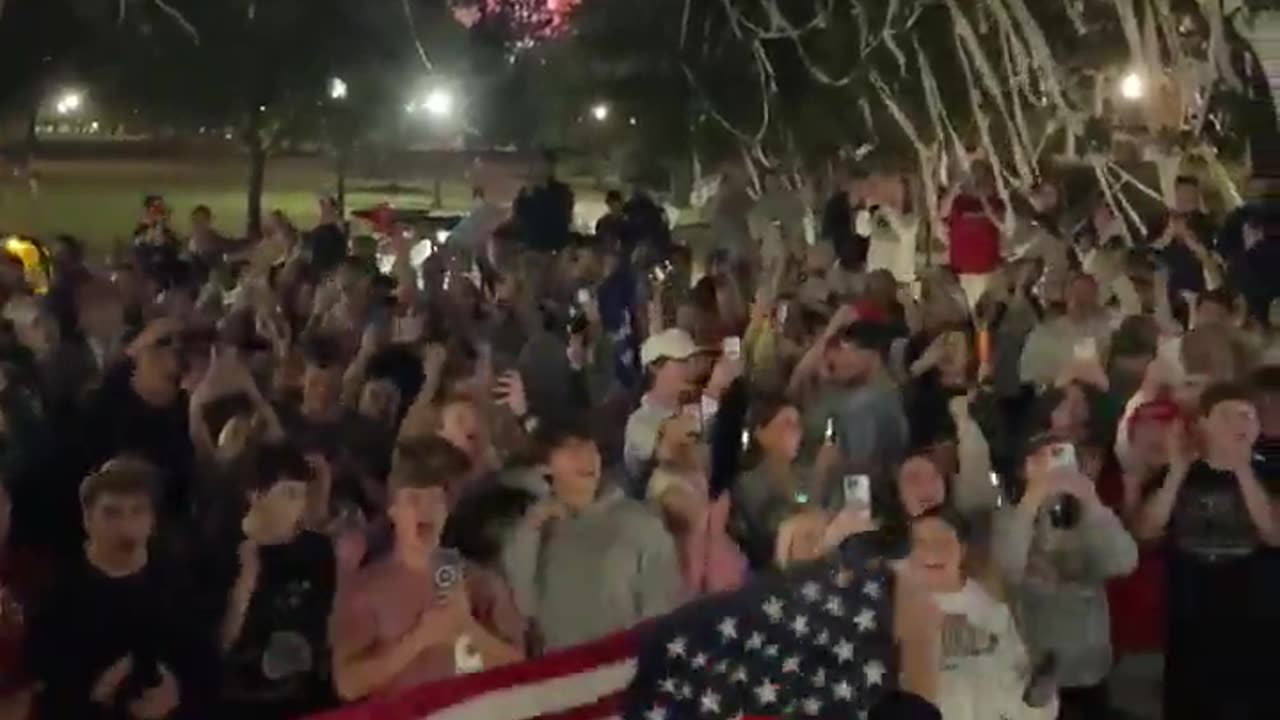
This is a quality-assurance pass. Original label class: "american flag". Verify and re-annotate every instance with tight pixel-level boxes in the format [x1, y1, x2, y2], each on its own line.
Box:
[621, 539, 897, 720]
[311, 538, 896, 720]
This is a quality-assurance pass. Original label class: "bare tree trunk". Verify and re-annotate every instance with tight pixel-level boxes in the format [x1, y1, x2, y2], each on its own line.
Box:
[247, 138, 266, 239]
[335, 147, 347, 217]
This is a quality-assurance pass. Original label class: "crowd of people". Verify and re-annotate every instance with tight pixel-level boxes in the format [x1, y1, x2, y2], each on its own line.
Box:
[0, 148, 1275, 720]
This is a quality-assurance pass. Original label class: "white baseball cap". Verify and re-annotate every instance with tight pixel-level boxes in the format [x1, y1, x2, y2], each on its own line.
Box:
[640, 328, 698, 366]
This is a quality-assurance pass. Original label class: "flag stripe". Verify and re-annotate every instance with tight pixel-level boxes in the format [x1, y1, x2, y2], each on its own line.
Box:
[426, 660, 634, 720]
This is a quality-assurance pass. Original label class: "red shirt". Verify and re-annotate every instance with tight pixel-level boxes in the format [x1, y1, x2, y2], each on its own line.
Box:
[1096, 465, 1165, 654]
[946, 194, 1003, 274]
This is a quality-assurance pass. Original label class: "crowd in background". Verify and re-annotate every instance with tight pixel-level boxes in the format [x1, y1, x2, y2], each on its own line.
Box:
[0, 148, 1275, 720]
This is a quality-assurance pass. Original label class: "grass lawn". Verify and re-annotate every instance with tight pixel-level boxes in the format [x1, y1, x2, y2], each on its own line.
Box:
[0, 156, 500, 254]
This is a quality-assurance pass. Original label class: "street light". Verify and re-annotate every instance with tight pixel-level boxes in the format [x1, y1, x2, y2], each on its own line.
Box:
[423, 88, 454, 118]
[1119, 71, 1145, 100]
[590, 102, 610, 122]
[55, 90, 83, 116]
[329, 77, 348, 101]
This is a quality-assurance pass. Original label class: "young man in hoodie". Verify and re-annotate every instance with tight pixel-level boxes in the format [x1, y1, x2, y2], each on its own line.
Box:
[992, 436, 1138, 720]
[504, 419, 681, 651]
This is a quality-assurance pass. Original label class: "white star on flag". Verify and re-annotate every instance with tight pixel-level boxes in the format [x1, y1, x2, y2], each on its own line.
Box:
[782, 655, 801, 674]
[717, 617, 738, 641]
[763, 644, 779, 658]
[815, 629, 831, 646]
[730, 667, 749, 684]
[864, 659, 887, 686]
[690, 652, 707, 669]
[659, 678, 677, 695]
[800, 581, 822, 601]
[745, 632, 765, 650]
[762, 596, 785, 622]
[699, 689, 721, 714]
[811, 668, 827, 687]
[863, 580, 882, 599]
[802, 696, 824, 715]
[645, 706, 667, 720]
[854, 607, 877, 632]
[824, 596, 844, 617]
[833, 679, 854, 701]
[791, 614, 810, 636]
[753, 678, 780, 705]
[833, 639, 855, 663]
[666, 637, 687, 658]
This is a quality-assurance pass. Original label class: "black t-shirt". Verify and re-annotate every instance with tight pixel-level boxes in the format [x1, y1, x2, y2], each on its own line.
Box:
[26, 555, 214, 719]
[1167, 460, 1263, 561]
[82, 366, 196, 521]
[222, 531, 337, 716]
[306, 223, 347, 276]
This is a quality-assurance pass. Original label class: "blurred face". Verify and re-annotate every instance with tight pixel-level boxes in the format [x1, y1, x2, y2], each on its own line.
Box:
[908, 516, 964, 593]
[1065, 275, 1098, 315]
[359, 379, 402, 425]
[1130, 420, 1172, 469]
[1196, 300, 1232, 328]
[191, 210, 212, 232]
[84, 493, 154, 561]
[548, 437, 602, 509]
[1051, 385, 1090, 441]
[79, 298, 125, 339]
[651, 357, 691, 400]
[898, 456, 947, 517]
[15, 313, 58, 357]
[755, 406, 802, 462]
[388, 485, 448, 550]
[1202, 399, 1260, 454]
[301, 364, 342, 416]
[825, 341, 875, 385]
[1174, 183, 1199, 213]
[1256, 390, 1280, 437]
[1031, 183, 1060, 213]
[438, 399, 483, 460]
[135, 334, 182, 400]
[244, 479, 307, 540]
[656, 414, 701, 469]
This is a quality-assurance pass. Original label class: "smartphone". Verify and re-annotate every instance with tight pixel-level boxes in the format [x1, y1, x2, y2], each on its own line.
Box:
[576, 287, 592, 307]
[1047, 442, 1077, 475]
[823, 417, 836, 445]
[433, 548, 463, 599]
[842, 474, 872, 516]
[722, 336, 742, 361]
[775, 301, 790, 327]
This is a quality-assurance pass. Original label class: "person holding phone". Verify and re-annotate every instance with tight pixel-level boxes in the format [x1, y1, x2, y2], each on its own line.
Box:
[332, 438, 523, 701]
[992, 437, 1137, 720]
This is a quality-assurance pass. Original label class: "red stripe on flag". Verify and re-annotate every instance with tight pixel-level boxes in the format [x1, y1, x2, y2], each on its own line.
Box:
[310, 629, 638, 720]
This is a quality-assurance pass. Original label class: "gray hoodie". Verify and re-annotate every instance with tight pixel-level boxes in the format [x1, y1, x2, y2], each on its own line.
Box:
[992, 501, 1138, 688]
[501, 486, 681, 651]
